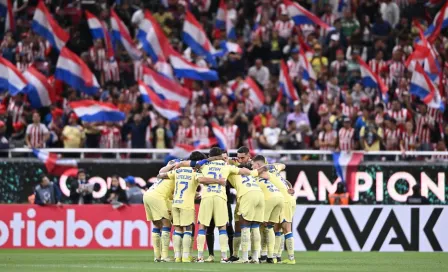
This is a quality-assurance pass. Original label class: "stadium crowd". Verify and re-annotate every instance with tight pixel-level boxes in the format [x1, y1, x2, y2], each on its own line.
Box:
[0, 0, 448, 159]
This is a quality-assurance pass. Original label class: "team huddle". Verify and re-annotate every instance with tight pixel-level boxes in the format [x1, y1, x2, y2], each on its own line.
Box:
[143, 146, 296, 264]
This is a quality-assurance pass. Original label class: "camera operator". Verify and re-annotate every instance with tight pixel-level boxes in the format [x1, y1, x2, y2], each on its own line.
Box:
[70, 169, 94, 204]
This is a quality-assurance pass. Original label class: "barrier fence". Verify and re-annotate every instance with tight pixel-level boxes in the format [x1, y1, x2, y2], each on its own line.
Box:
[0, 205, 446, 252]
[0, 160, 446, 204]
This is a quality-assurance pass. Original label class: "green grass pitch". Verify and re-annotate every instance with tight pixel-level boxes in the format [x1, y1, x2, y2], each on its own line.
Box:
[0, 250, 447, 272]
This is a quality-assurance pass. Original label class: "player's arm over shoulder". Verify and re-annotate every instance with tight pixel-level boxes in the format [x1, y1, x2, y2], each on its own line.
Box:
[157, 170, 175, 180]
[197, 172, 226, 186]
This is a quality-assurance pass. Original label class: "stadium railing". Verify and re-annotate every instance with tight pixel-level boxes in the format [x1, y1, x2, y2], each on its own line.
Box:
[1, 148, 448, 159]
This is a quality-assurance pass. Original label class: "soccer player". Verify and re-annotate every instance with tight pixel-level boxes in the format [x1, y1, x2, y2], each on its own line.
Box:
[256, 173, 284, 263]
[204, 149, 236, 263]
[228, 146, 252, 261]
[228, 169, 265, 263]
[196, 147, 255, 263]
[158, 151, 225, 263]
[252, 155, 296, 265]
[143, 160, 176, 262]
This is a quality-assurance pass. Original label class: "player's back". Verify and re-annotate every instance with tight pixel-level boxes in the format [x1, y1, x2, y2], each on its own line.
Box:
[169, 167, 199, 210]
[228, 174, 262, 199]
[267, 169, 292, 202]
[200, 160, 239, 201]
[145, 178, 175, 200]
[256, 177, 283, 200]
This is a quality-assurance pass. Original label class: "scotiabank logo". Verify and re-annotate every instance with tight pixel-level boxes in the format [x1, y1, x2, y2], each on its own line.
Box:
[0, 205, 152, 248]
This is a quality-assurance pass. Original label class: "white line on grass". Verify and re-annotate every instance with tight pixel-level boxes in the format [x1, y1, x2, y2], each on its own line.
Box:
[0, 264, 215, 271]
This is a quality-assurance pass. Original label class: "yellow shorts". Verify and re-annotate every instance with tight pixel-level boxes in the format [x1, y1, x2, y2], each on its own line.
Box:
[198, 196, 228, 227]
[234, 201, 239, 222]
[264, 196, 284, 224]
[143, 193, 170, 221]
[172, 207, 195, 227]
[238, 191, 265, 223]
[281, 199, 296, 223]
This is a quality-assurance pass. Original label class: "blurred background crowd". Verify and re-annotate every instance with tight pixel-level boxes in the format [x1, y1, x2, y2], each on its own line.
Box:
[0, 0, 447, 160]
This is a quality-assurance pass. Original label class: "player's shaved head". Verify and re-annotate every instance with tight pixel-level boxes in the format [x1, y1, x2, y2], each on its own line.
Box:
[190, 151, 206, 161]
[237, 146, 250, 154]
[209, 147, 223, 157]
[252, 155, 266, 164]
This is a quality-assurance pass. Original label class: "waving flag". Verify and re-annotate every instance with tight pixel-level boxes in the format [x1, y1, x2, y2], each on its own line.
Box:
[0, 56, 28, 95]
[358, 56, 388, 101]
[142, 67, 190, 108]
[0, 0, 14, 31]
[23, 67, 55, 108]
[32, 1, 69, 52]
[421, 1, 448, 42]
[110, 10, 142, 61]
[333, 151, 364, 200]
[216, 0, 226, 29]
[138, 81, 181, 120]
[410, 64, 444, 111]
[69, 100, 125, 122]
[299, 50, 316, 86]
[211, 122, 228, 150]
[214, 41, 243, 58]
[279, 60, 298, 102]
[85, 11, 114, 59]
[407, 23, 441, 81]
[284, 0, 333, 31]
[55, 47, 100, 95]
[33, 149, 78, 176]
[182, 10, 217, 67]
[244, 77, 265, 108]
[137, 11, 168, 62]
[166, 46, 218, 81]
[298, 35, 314, 59]
[226, 7, 237, 39]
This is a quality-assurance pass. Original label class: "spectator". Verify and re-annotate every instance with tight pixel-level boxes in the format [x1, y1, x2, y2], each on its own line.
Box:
[360, 115, 384, 152]
[223, 117, 239, 149]
[338, 117, 355, 151]
[400, 121, 419, 153]
[10, 122, 26, 148]
[309, 43, 328, 75]
[248, 58, 270, 88]
[415, 104, 434, 150]
[0, 121, 8, 150]
[432, 140, 448, 161]
[351, 82, 368, 107]
[151, 117, 172, 149]
[341, 10, 360, 38]
[70, 169, 94, 205]
[381, 0, 400, 28]
[259, 119, 281, 149]
[125, 111, 150, 158]
[62, 113, 85, 150]
[104, 175, 127, 205]
[318, 120, 337, 152]
[192, 116, 210, 145]
[34, 174, 62, 206]
[281, 120, 305, 152]
[176, 116, 193, 145]
[406, 185, 429, 205]
[384, 118, 401, 151]
[125, 176, 143, 204]
[25, 112, 49, 148]
[286, 101, 311, 130]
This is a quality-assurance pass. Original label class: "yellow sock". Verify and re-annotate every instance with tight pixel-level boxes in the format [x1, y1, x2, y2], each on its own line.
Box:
[219, 230, 229, 259]
[274, 232, 282, 258]
[267, 227, 275, 258]
[241, 225, 251, 261]
[260, 225, 267, 257]
[278, 234, 285, 257]
[251, 225, 261, 260]
[161, 227, 170, 259]
[173, 232, 183, 259]
[285, 232, 294, 260]
[152, 228, 161, 259]
[233, 233, 241, 257]
[182, 231, 192, 259]
[196, 229, 206, 258]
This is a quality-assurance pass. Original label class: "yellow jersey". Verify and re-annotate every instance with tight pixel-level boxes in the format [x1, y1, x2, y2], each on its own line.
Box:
[256, 177, 283, 200]
[228, 174, 262, 199]
[200, 160, 240, 201]
[167, 167, 199, 210]
[145, 178, 175, 200]
[267, 169, 292, 202]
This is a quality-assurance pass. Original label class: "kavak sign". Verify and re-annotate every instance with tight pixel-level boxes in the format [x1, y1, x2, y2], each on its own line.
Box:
[292, 206, 448, 252]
